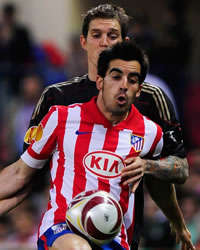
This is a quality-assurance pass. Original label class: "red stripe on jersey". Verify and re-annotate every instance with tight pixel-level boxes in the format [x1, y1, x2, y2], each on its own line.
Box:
[72, 109, 94, 198]
[54, 107, 68, 224]
[27, 147, 45, 160]
[40, 106, 57, 127]
[120, 223, 130, 249]
[40, 234, 48, 250]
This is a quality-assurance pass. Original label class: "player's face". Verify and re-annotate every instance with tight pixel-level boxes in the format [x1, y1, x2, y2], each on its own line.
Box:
[80, 18, 123, 70]
[97, 59, 141, 118]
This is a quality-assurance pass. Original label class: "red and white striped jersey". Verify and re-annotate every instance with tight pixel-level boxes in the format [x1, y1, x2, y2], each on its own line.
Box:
[21, 96, 163, 249]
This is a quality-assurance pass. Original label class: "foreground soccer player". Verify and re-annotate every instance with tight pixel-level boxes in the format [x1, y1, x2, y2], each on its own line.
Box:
[0, 41, 194, 250]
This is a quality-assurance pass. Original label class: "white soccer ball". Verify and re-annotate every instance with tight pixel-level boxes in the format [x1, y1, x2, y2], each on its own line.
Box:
[66, 190, 123, 245]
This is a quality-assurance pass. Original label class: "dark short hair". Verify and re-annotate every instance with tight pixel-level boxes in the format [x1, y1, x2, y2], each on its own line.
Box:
[3, 3, 16, 16]
[82, 4, 129, 39]
[97, 40, 149, 84]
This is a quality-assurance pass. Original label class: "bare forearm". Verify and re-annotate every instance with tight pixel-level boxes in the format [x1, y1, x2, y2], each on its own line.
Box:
[144, 156, 189, 184]
[0, 159, 34, 199]
[0, 187, 30, 215]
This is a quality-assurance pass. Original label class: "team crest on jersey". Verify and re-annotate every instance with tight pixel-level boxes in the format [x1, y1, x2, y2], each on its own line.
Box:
[130, 134, 144, 152]
[24, 124, 43, 144]
[83, 150, 125, 179]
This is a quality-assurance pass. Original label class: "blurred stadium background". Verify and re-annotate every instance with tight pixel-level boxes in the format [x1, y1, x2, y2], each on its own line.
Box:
[0, 0, 200, 249]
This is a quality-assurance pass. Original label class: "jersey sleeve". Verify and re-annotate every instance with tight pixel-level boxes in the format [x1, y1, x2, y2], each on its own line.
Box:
[140, 83, 186, 158]
[21, 106, 59, 169]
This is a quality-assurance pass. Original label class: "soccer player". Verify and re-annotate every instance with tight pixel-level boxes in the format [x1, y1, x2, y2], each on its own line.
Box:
[0, 40, 194, 250]
[0, 4, 193, 250]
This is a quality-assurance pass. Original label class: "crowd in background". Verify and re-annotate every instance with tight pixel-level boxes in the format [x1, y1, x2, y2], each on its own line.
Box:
[0, 2, 200, 250]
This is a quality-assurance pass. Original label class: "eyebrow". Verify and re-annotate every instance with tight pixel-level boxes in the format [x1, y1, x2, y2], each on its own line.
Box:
[128, 72, 141, 78]
[109, 68, 141, 78]
[90, 28, 120, 33]
[109, 68, 123, 74]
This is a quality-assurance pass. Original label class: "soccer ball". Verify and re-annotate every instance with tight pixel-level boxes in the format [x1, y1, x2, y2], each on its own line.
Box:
[66, 190, 123, 245]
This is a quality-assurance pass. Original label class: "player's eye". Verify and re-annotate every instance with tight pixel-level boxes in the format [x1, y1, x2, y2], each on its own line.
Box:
[111, 74, 122, 81]
[128, 73, 141, 84]
[108, 32, 119, 40]
[92, 33, 101, 39]
[128, 76, 139, 84]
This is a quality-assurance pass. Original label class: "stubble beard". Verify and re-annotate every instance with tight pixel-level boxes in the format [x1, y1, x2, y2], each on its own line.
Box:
[102, 94, 131, 117]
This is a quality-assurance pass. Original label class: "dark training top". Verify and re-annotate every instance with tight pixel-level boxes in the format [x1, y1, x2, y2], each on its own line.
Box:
[23, 74, 186, 249]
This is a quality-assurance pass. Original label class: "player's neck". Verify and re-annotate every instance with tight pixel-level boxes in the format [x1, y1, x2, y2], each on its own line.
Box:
[88, 63, 98, 82]
[110, 111, 129, 126]
[97, 96, 129, 126]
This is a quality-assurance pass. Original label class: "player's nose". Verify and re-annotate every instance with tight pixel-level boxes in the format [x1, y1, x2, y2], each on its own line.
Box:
[99, 35, 109, 47]
[120, 77, 128, 90]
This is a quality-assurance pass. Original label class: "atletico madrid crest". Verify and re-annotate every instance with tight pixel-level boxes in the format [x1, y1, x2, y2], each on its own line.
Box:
[130, 134, 144, 152]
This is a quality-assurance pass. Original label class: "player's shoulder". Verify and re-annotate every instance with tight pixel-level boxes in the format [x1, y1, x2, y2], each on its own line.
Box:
[141, 82, 167, 96]
[140, 82, 174, 121]
[43, 75, 88, 94]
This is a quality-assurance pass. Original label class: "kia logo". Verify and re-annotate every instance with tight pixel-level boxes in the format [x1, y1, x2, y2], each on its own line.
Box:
[83, 151, 125, 178]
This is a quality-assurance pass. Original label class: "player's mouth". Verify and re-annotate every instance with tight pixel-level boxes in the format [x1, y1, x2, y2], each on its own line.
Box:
[116, 94, 127, 105]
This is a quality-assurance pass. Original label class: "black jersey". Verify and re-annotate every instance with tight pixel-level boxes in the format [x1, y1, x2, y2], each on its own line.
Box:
[23, 74, 186, 249]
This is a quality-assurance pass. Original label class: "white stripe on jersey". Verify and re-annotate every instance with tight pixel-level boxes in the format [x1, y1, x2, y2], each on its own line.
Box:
[140, 116, 158, 157]
[85, 124, 107, 191]
[124, 192, 135, 229]
[153, 136, 163, 157]
[51, 151, 59, 181]
[61, 105, 81, 202]
[110, 129, 133, 202]
[39, 188, 58, 236]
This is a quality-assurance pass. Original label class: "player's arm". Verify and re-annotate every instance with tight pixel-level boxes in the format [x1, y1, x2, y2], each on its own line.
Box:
[0, 106, 59, 215]
[0, 159, 37, 215]
[144, 156, 188, 184]
[0, 186, 31, 215]
[144, 116, 188, 184]
[145, 176, 195, 250]
[136, 84, 188, 184]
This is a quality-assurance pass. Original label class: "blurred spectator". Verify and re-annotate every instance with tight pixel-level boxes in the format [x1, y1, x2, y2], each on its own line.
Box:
[7, 73, 43, 157]
[177, 195, 200, 249]
[32, 41, 68, 86]
[0, 2, 35, 95]
[182, 149, 200, 195]
[8, 200, 38, 248]
[183, 83, 200, 150]
[0, 215, 13, 244]
[141, 192, 176, 250]
[151, 4, 192, 117]
[128, 12, 157, 64]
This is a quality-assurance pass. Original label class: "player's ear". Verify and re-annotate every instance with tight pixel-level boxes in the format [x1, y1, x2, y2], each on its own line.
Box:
[80, 35, 87, 50]
[96, 75, 103, 90]
[136, 84, 142, 98]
